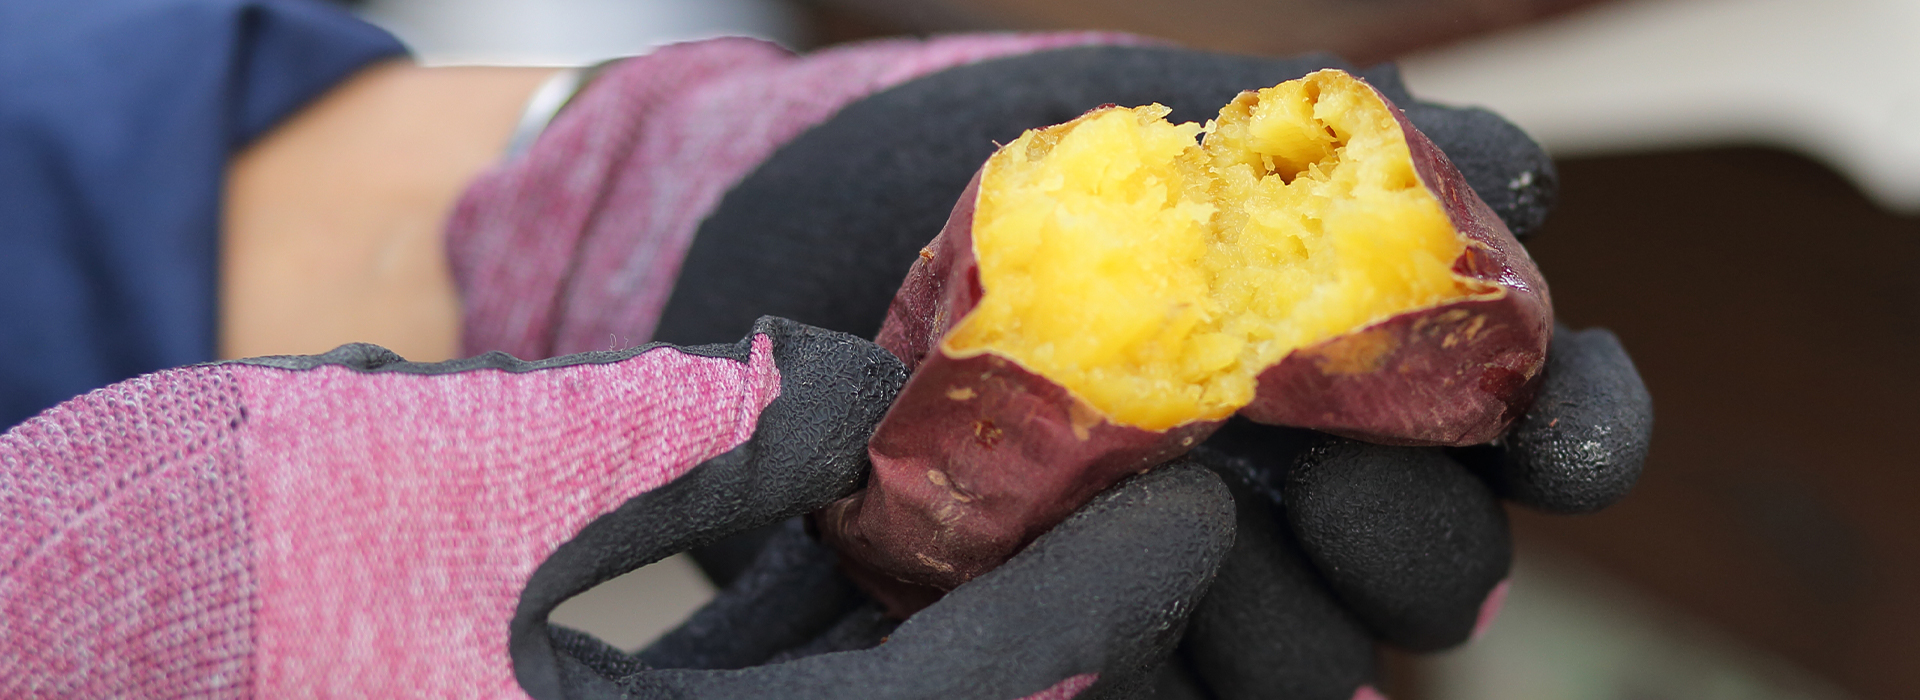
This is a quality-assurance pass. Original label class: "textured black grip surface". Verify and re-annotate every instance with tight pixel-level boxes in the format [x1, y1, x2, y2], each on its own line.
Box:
[1181, 449, 1379, 700]
[621, 464, 1235, 700]
[1469, 326, 1654, 513]
[637, 519, 871, 671]
[1283, 438, 1512, 652]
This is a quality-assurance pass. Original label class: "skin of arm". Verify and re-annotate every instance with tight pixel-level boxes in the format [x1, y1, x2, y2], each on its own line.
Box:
[220, 60, 559, 361]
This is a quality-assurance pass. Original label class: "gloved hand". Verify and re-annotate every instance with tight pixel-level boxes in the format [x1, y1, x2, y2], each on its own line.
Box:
[0, 316, 1235, 700]
[653, 325, 1650, 700]
[1164, 324, 1651, 699]
[583, 41, 1647, 700]
[442, 34, 1652, 699]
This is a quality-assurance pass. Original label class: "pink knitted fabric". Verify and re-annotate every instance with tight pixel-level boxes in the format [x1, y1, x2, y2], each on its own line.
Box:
[447, 32, 1148, 362]
[1472, 578, 1511, 640]
[1026, 673, 1098, 699]
[1, 369, 253, 699]
[1, 338, 780, 698]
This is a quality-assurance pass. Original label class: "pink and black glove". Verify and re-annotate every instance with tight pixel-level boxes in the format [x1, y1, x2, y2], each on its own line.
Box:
[443, 35, 1652, 699]
[1, 317, 1234, 699]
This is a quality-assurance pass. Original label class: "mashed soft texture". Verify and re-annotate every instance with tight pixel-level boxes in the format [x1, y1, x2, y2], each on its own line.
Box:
[943, 70, 1489, 430]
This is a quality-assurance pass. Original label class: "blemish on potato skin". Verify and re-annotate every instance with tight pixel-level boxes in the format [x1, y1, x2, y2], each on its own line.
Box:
[919, 247, 936, 261]
[933, 501, 965, 523]
[1442, 314, 1490, 349]
[1452, 244, 1499, 279]
[1315, 328, 1396, 374]
[946, 386, 977, 400]
[1415, 309, 1470, 339]
[1067, 398, 1103, 441]
[927, 469, 976, 503]
[925, 469, 975, 502]
[915, 553, 955, 573]
[1476, 364, 1529, 400]
[973, 419, 1004, 447]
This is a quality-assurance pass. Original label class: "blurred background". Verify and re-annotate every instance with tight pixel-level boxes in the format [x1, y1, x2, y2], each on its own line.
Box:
[335, 0, 1918, 698]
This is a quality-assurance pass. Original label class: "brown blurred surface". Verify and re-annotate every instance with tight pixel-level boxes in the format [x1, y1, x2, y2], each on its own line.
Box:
[809, 0, 1614, 63]
[1511, 147, 1920, 700]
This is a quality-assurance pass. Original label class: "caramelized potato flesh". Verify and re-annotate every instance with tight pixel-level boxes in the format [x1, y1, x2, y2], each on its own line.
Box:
[947, 70, 1497, 431]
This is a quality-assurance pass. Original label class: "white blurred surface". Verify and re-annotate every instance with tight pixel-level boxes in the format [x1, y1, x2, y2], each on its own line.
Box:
[1399, 0, 1920, 212]
[547, 552, 717, 652]
[359, 0, 804, 66]
[1425, 548, 1855, 700]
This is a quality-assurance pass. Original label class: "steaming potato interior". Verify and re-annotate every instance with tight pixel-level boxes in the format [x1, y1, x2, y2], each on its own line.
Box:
[942, 71, 1494, 430]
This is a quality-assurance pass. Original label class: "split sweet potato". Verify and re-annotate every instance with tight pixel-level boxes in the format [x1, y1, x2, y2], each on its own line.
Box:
[817, 69, 1552, 605]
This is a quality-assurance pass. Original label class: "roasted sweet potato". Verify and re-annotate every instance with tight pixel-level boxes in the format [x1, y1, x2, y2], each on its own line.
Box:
[818, 69, 1551, 604]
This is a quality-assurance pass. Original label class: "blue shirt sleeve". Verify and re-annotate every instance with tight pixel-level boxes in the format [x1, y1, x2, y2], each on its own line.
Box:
[1, 0, 407, 428]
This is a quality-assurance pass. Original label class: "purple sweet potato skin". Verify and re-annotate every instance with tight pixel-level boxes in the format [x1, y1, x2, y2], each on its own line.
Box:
[819, 352, 1216, 592]
[870, 173, 985, 374]
[1237, 84, 1552, 447]
[817, 173, 1220, 602]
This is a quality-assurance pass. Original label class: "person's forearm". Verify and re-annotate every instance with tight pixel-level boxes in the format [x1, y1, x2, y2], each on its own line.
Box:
[220, 60, 558, 361]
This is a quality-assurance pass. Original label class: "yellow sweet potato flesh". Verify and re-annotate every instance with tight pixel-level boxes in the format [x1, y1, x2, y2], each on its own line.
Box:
[942, 70, 1486, 431]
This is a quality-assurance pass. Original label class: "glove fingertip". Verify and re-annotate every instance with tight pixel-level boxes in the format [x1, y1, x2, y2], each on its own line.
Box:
[1490, 325, 1652, 514]
[1181, 450, 1381, 699]
[1285, 438, 1512, 651]
[1398, 102, 1557, 240]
